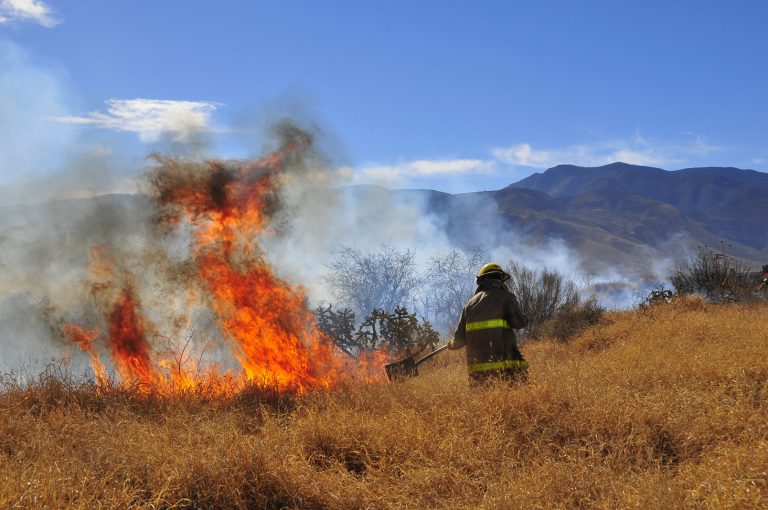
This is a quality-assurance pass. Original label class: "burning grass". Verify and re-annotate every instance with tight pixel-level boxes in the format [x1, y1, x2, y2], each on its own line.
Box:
[3, 298, 768, 508]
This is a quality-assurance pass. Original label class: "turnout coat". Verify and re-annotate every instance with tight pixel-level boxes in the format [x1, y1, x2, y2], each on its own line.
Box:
[449, 279, 528, 380]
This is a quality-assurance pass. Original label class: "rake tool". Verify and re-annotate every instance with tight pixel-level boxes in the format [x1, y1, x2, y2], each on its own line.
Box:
[384, 344, 449, 381]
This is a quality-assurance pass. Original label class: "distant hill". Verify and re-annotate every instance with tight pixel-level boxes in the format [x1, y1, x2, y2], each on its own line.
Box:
[409, 184, 763, 272]
[508, 163, 768, 255]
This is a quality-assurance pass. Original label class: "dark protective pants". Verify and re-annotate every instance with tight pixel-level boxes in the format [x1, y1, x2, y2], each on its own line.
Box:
[468, 358, 529, 385]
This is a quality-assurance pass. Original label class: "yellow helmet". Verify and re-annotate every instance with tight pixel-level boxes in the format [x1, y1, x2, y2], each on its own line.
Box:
[477, 262, 510, 282]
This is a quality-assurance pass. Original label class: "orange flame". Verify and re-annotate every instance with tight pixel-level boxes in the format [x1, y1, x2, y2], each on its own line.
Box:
[106, 287, 155, 385]
[61, 324, 107, 385]
[62, 130, 390, 395]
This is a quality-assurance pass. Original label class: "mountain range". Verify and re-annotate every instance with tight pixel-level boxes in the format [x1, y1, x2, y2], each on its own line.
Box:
[1, 163, 766, 283]
[406, 162, 768, 272]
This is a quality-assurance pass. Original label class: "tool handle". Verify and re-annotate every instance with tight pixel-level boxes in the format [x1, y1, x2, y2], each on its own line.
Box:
[415, 344, 449, 367]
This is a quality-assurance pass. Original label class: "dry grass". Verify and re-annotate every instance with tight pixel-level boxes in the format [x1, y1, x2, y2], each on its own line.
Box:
[3, 297, 768, 509]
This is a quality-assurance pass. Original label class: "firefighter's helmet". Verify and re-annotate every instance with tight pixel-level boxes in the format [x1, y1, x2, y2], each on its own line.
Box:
[477, 262, 510, 282]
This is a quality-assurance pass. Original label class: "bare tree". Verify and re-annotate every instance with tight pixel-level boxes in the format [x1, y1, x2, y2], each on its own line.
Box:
[506, 260, 580, 338]
[324, 244, 421, 318]
[422, 247, 487, 334]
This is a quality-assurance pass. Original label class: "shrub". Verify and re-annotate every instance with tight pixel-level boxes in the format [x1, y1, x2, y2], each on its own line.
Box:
[355, 306, 438, 356]
[314, 304, 357, 356]
[316, 305, 439, 357]
[506, 260, 580, 338]
[638, 286, 675, 307]
[669, 247, 754, 303]
[539, 296, 606, 342]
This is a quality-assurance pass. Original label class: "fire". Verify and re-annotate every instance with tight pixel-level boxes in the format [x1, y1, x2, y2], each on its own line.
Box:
[355, 347, 392, 382]
[62, 128, 389, 395]
[198, 252, 338, 390]
[106, 287, 155, 385]
[61, 324, 107, 385]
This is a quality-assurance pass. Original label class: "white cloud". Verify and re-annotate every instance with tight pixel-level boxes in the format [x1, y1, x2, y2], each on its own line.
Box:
[54, 99, 221, 143]
[409, 159, 494, 175]
[351, 158, 496, 186]
[491, 143, 565, 168]
[0, 0, 61, 27]
[339, 133, 728, 191]
[492, 135, 721, 169]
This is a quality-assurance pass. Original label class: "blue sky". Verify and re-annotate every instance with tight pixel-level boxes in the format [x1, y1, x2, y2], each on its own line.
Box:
[1, 0, 766, 194]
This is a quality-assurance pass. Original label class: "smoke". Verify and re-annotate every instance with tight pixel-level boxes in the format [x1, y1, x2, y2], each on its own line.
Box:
[262, 146, 668, 317]
[262, 144, 693, 316]
[0, 40, 75, 192]
[0, 293, 61, 375]
[0, 41, 686, 377]
[0, 40, 185, 375]
[0, 39, 147, 207]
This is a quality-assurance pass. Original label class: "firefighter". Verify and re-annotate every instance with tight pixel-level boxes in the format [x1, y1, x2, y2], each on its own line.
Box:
[448, 263, 528, 383]
[759, 264, 768, 292]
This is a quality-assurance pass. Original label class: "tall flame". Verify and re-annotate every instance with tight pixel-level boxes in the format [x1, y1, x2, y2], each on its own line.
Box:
[106, 287, 155, 385]
[62, 128, 384, 394]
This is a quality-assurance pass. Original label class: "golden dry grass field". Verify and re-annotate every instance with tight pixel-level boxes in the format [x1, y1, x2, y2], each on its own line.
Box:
[2, 298, 768, 509]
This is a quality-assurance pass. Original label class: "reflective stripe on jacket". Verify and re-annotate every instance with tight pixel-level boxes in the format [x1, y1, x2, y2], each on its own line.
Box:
[450, 279, 528, 374]
[466, 319, 511, 332]
[468, 359, 529, 374]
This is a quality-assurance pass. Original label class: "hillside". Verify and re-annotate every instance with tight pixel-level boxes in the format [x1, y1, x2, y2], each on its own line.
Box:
[510, 163, 768, 254]
[2, 299, 767, 508]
